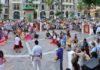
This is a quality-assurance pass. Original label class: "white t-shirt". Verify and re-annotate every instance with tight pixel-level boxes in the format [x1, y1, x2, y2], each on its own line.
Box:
[32, 45, 42, 56]
[15, 37, 20, 45]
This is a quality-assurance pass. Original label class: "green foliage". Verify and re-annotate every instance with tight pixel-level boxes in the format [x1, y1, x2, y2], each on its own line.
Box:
[82, 0, 100, 6]
[82, 0, 93, 6]
[55, 11, 63, 16]
[45, 0, 53, 6]
[96, 0, 100, 6]
[77, 0, 86, 12]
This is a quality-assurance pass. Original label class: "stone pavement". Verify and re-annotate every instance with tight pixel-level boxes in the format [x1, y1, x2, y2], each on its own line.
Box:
[0, 30, 95, 70]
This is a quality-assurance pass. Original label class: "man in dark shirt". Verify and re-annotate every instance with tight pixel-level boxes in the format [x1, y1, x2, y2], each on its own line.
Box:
[82, 38, 90, 56]
[55, 43, 63, 70]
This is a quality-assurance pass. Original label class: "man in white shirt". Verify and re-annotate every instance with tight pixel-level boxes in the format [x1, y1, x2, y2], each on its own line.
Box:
[32, 40, 42, 70]
[15, 35, 20, 45]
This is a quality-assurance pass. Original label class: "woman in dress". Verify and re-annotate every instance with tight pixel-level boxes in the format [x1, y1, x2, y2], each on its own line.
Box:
[50, 31, 57, 45]
[0, 50, 6, 70]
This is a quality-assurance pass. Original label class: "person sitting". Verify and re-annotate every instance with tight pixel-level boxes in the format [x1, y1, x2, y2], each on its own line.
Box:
[45, 30, 51, 39]
[34, 32, 39, 39]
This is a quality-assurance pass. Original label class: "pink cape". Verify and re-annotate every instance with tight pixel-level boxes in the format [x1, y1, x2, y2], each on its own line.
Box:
[24, 35, 33, 40]
[0, 37, 6, 46]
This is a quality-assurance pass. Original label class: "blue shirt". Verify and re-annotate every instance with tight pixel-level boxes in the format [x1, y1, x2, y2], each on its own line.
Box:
[91, 47, 97, 53]
[56, 48, 63, 61]
[63, 35, 67, 43]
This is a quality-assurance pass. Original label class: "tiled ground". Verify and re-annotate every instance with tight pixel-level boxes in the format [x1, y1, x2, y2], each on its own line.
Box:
[0, 30, 95, 70]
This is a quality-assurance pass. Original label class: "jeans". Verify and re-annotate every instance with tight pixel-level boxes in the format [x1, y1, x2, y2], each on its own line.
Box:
[60, 60, 63, 70]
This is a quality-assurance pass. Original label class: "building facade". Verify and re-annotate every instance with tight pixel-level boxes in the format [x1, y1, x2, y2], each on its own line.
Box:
[31, 0, 78, 19]
[9, 0, 24, 19]
[8, 0, 78, 20]
[3, 0, 9, 19]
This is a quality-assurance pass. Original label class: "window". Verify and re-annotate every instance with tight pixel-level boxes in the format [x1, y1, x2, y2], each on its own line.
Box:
[66, 0, 68, 2]
[66, 5, 68, 8]
[62, 5, 64, 10]
[33, 4, 38, 9]
[50, 5, 54, 10]
[5, 9, 9, 14]
[42, 0, 45, 3]
[42, 5, 44, 10]
[50, 11, 54, 15]
[13, 4, 20, 10]
[13, 11, 20, 19]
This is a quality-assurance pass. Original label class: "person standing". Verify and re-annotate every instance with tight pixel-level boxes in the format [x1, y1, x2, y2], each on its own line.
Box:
[93, 24, 97, 35]
[0, 50, 6, 70]
[66, 34, 72, 50]
[72, 34, 78, 51]
[32, 40, 42, 70]
[76, 48, 90, 70]
[62, 33, 67, 48]
[90, 42, 98, 58]
[96, 38, 100, 56]
[55, 43, 63, 70]
[14, 35, 23, 53]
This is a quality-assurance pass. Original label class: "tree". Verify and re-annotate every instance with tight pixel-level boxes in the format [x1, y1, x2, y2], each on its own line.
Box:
[55, 11, 63, 17]
[96, 0, 100, 6]
[82, 0, 100, 17]
[82, 0, 94, 17]
[45, 0, 53, 7]
[0, 3, 3, 15]
[77, 0, 86, 12]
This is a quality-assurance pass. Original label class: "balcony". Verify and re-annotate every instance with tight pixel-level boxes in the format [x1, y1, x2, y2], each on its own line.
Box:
[62, 2, 73, 5]
[11, 0, 23, 3]
[33, 1, 40, 4]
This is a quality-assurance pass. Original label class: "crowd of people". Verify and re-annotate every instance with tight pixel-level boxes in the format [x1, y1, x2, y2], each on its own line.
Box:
[0, 19, 100, 70]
